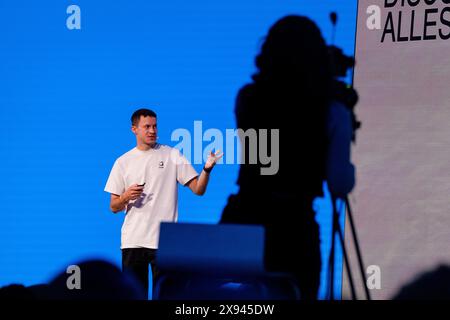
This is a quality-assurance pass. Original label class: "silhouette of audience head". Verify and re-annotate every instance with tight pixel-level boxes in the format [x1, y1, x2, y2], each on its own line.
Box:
[0, 259, 146, 300]
[392, 264, 450, 300]
[0, 284, 36, 299]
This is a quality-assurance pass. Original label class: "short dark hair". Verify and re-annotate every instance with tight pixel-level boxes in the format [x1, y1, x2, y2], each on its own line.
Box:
[131, 109, 157, 126]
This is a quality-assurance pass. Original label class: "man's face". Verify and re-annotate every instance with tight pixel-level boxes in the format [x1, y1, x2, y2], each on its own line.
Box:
[132, 116, 158, 146]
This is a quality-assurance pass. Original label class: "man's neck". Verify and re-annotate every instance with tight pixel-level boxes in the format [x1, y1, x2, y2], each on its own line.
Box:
[136, 143, 157, 151]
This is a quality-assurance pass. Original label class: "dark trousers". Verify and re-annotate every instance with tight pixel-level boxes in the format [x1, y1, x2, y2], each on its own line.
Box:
[122, 248, 160, 300]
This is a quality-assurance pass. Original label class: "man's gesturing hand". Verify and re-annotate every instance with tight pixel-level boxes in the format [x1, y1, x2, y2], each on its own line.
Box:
[204, 149, 224, 170]
[122, 184, 144, 202]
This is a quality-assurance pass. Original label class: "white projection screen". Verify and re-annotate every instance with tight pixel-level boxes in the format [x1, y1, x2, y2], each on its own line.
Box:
[344, 0, 450, 299]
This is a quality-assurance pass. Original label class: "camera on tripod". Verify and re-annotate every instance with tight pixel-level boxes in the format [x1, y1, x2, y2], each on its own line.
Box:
[328, 45, 361, 143]
[325, 12, 370, 300]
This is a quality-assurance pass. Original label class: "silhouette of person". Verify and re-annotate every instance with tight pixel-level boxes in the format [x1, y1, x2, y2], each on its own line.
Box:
[0, 260, 145, 300]
[392, 265, 450, 300]
[220, 15, 355, 300]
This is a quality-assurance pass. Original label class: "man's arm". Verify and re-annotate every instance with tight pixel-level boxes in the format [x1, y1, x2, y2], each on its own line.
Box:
[110, 194, 128, 213]
[109, 184, 144, 213]
[186, 170, 210, 196]
[186, 150, 223, 196]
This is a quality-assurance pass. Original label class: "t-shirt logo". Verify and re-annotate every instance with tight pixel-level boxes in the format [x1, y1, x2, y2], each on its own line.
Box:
[158, 161, 164, 169]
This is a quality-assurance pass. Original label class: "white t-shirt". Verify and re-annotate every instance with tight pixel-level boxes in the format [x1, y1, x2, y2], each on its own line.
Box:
[104, 144, 198, 249]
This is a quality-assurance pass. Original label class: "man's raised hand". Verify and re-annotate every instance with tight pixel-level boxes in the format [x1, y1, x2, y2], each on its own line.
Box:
[205, 149, 224, 170]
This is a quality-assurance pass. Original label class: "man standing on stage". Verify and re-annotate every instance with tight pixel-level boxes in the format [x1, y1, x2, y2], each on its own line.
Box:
[104, 108, 222, 299]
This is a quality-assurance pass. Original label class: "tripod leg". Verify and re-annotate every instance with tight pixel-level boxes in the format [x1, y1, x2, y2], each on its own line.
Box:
[345, 197, 372, 300]
[328, 197, 349, 300]
[334, 200, 356, 300]
[327, 219, 336, 300]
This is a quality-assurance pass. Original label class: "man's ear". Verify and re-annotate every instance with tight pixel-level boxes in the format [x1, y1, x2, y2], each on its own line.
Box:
[131, 125, 137, 135]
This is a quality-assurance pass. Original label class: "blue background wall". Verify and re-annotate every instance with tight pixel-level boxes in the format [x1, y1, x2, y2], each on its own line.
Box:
[0, 0, 357, 299]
